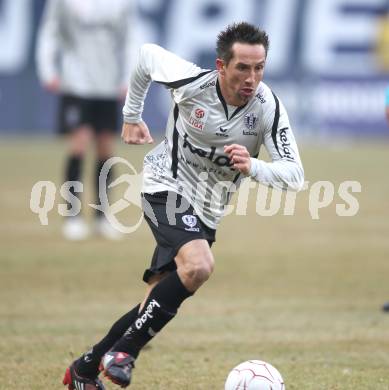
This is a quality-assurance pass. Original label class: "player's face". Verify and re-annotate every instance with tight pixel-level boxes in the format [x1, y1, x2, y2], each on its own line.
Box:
[216, 42, 266, 106]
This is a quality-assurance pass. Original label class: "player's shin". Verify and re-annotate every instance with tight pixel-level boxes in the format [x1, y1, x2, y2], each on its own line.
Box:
[112, 271, 193, 358]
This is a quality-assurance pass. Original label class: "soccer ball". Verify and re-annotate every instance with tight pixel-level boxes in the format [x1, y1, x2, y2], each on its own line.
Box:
[225, 360, 285, 390]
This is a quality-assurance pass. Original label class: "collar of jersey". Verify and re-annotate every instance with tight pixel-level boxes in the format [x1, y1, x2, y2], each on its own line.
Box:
[216, 78, 248, 121]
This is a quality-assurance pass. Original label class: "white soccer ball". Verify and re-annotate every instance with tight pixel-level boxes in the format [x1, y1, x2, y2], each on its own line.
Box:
[225, 360, 285, 390]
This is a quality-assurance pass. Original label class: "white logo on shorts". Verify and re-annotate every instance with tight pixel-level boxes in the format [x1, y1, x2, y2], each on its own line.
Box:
[182, 215, 200, 232]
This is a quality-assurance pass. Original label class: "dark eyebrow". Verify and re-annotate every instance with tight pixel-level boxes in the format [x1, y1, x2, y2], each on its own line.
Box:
[236, 61, 266, 67]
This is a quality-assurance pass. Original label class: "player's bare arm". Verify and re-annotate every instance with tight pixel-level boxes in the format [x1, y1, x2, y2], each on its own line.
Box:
[121, 121, 154, 145]
[224, 144, 252, 175]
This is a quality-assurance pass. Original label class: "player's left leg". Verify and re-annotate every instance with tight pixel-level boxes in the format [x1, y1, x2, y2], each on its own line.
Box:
[101, 240, 214, 387]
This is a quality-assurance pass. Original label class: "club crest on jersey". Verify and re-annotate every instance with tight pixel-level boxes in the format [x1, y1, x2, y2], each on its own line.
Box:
[242, 113, 258, 136]
[244, 113, 258, 130]
[189, 107, 208, 131]
[182, 215, 200, 232]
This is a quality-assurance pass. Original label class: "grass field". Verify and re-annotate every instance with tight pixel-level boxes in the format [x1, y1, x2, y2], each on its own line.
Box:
[1, 138, 389, 390]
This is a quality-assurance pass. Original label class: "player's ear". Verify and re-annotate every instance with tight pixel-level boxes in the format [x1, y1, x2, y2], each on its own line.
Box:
[216, 58, 225, 75]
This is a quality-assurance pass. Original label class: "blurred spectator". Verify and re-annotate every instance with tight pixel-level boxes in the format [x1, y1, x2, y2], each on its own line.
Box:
[36, 0, 135, 240]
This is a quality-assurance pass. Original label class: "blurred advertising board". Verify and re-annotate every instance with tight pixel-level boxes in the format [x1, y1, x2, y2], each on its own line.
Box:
[0, 0, 388, 136]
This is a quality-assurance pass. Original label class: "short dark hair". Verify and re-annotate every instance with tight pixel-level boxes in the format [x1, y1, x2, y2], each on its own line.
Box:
[216, 22, 269, 64]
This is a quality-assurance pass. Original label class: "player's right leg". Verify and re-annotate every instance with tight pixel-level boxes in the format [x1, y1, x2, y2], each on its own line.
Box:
[174, 238, 215, 292]
[100, 241, 214, 387]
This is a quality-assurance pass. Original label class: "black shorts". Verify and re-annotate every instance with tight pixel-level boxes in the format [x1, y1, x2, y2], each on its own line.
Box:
[58, 94, 119, 134]
[142, 191, 216, 283]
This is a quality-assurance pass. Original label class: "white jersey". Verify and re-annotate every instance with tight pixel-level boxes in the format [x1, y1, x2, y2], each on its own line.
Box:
[36, 0, 134, 98]
[123, 44, 304, 229]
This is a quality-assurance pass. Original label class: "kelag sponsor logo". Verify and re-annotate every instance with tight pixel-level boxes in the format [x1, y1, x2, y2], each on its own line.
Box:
[242, 130, 258, 136]
[200, 80, 216, 90]
[279, 127, 294, 160]
[182, 133, 233, 168]
[135, 299, 161, 330]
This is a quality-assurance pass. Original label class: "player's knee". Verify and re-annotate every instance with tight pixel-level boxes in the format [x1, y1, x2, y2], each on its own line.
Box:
[176, 240, 214, 289]
[184, 254, 214, 285]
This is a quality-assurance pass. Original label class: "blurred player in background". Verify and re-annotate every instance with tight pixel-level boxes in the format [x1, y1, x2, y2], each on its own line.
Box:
[36, 0, 135, 240]
[62, 22, 304, 389]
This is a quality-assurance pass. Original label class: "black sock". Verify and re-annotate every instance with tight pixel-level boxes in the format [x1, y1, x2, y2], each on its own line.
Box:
[76, 304, 140, 378]
[112, 271, 193, 358]
[95, 158, 113, 218]
[65, 155, 82, 212]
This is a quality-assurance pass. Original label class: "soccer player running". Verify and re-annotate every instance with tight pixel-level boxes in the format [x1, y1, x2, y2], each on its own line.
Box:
[63, 22, 304, 389]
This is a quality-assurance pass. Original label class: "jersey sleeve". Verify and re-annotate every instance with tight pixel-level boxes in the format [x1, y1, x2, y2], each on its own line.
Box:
[123, 44, 206, 123]
[35, 0, 62, 85]
[249, 92, 304, 191]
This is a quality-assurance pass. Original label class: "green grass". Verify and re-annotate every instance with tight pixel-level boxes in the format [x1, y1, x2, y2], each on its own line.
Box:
[1, 138, 389, 389]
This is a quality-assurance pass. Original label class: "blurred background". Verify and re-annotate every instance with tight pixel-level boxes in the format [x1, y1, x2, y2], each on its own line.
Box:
[1, 0, 388, 138]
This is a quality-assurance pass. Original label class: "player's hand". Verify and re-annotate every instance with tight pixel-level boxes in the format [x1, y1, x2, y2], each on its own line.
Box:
[224, 144, 251, 175]
[44, 77, 60, 93]
[121, 121, 154, 145]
